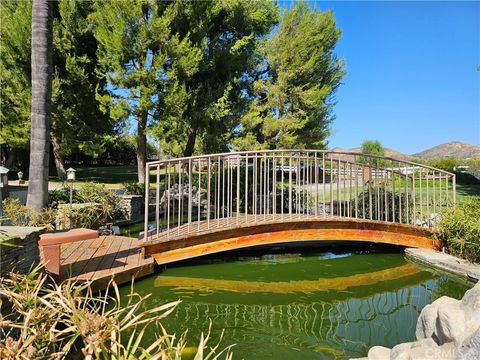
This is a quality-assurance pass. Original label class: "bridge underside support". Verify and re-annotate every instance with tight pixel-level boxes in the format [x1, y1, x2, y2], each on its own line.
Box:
[142, 218, 439, 265]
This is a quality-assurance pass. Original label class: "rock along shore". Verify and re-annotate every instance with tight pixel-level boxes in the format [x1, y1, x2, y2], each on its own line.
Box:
[353, 249, 480, 360]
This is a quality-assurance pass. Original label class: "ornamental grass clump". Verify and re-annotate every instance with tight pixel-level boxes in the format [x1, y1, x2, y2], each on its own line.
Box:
[435, 197, 480, 263]
[0, 266, 233, 359]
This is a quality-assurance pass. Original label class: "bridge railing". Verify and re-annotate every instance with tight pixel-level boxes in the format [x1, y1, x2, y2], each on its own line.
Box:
[143, 150, 455, 243]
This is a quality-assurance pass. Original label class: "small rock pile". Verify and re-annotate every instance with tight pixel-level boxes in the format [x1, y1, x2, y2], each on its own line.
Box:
[355, 280, 480, 360]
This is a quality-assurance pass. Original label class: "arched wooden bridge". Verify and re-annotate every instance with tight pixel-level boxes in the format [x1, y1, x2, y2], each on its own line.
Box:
[142, 150, 455, 264]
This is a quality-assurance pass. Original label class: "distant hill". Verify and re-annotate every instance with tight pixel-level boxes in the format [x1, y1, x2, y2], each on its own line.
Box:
[330, 147, 417, 162]
[329, 141, 480, 162]
[412, 141, 480, 161]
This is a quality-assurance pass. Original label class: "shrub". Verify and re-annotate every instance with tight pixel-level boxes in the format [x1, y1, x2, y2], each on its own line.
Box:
[435, 197, 480, 263]
[123, 181, 145, 197]
[4, 183, 124, 230]
[0, 266, 233, 359]
[57, 183, 124, 229]
[48, 187, 82, 205]
[2, 198, 56, 230]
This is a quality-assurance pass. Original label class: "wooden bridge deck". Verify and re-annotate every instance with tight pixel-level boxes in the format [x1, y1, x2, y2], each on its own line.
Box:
[59, 235, 154, 291]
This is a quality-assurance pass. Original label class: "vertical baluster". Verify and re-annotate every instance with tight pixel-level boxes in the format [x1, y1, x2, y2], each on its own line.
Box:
[273, 153, 277, 217]
[355, 157, 359, 218]
[433, 171, 436, 220]
[439, 173, 443, 210]
[384, 163, 388, 222]
[266, 153, 269, 218]
[217, 156, 221, 226]
[207, 157, 211, 229]
[349, 162, 352, 217]
[453, 174, 456, 207]
[322, 152, 326, 217]
[245, 154, 248, 223]
[419, 167, 423, 224]
[198, 158, 201, 231]
[362, 161, 366, 219]
[445, 172, 449, 207]
[398, 162, 403, 224]
[167, 163, 171, 235]
[315, 152, 318, 217]
[376, 159, 380, 220]
[412, 166, 416, 226]
[178, 160, 182, 235]
[188, 159, 192, 232]
[392, 162, 395, 223]
[237, 155, 240, 225]
[281, 153, 284, 218]
[289, 156, 293, 219]
[222, 157, 225, 221]
[426, 168, 430, 226]
[144, 163, 150, 242]
[404, 165, 409, 225]
[305, 154, 309, 216]
[297, 155, 300, 216]
[254, 153, 257, 221]
[330, 157, 334, 217]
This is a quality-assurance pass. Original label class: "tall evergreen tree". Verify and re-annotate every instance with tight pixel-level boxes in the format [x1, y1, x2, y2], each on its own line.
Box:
[51, 0, 112, 179]
[233, 3, 345, 150]
[27, 0, 53, 210]
[92, 0, 173, 183]
[0, 0, 114, 179]
[0, 0, 32, 166]
[151, 0, 278, 156]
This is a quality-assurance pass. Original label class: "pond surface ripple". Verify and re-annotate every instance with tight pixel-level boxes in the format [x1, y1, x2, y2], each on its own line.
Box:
[120, 245, 473, 359]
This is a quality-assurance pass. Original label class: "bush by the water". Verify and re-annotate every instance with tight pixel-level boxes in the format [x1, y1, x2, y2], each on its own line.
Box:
[435, 197, 480, 263]
[3, 183, 124, 230]
[0, 266, 232, 359]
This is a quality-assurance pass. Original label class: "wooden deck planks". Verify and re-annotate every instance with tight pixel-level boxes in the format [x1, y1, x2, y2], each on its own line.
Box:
[59, 235, 154, 291]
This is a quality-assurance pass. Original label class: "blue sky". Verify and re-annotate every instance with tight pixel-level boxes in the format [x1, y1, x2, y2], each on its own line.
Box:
[279, 1, 479, 154]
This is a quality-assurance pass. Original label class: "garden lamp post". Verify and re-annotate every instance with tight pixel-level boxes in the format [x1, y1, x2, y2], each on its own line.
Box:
[66, 168, 76, 224]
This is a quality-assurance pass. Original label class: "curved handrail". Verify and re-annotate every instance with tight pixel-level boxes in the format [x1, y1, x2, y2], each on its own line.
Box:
[146, 149, 455, 176]
[144, 150, 456, 243]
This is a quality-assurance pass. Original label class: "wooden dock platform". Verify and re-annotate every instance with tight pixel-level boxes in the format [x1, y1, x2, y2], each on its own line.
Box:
[58, 235, 154, 291]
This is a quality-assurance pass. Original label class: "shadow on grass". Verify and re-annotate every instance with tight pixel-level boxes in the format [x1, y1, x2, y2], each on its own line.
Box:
[457, 184, 480, 198]
[49, 166, 138, 184]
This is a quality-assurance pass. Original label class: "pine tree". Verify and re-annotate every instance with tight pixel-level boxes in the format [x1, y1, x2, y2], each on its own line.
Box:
[152, 0, 278, 156]
[233, 3, 345, 150]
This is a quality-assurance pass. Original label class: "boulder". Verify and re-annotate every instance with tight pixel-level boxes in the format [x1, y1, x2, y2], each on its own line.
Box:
[435, 303, 466, 345]
[391, 341, 413, 359]
[457, 329, 480, 360]
[416, 296, 459, 340]
[367, 346, 391, 360]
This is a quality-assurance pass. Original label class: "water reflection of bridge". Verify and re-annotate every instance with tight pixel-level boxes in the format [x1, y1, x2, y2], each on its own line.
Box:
[164, 281, 433, 358]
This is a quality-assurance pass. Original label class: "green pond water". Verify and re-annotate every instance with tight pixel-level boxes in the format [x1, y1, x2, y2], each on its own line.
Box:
[117, 239, 474, 360]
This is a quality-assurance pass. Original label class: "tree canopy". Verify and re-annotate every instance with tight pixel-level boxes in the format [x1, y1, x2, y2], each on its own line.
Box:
[0, 0, 114, 179]
[2, 0, 346, 185]
[232, 2, 345, 150]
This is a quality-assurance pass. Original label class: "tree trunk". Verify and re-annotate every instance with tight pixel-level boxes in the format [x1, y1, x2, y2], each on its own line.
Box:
[51, 136, 66, 180]
[5, 149, 16, 168]
[183, 127, 197, 157]
[27, 0, 53, 211]
[136, 111, 147, 183]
